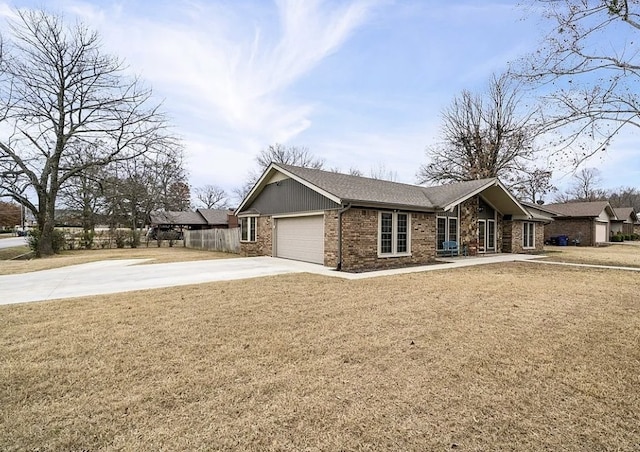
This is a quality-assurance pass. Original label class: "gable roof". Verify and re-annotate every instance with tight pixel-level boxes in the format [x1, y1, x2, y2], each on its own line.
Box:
[612, 207, 637, 222]
[237, 163, 530, 217]
[277, 163, 436, 209]
[197, 209, 233, 225]
[149, 211, 207, 225]
[543, 201, 616, 219]
[520, 201, 559, 222]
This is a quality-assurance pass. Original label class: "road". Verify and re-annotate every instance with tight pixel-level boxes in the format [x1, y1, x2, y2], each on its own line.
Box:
[0, 236, 27, 249]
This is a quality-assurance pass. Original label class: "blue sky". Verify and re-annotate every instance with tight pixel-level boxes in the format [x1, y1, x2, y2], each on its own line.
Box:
[1, 0, 638, 202]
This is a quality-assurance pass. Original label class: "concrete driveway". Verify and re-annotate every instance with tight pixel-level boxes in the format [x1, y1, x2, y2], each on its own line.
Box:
[0, 254, 547, 306]
[0, 257, 314, 305]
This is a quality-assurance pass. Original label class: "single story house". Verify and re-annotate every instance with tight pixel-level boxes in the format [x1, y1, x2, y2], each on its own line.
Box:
[611, 207, 638, 236]
[535, 201, 617, 246]
[148, 208, 238, 232]
[235, 163, 548, 272]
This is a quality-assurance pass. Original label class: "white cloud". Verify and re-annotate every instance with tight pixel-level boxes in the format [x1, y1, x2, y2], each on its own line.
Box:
[46, 0, 380, 190]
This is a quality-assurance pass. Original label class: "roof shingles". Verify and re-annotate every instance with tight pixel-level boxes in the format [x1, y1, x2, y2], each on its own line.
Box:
[277, 164, 497, 210]
[543, 201, 612, 218]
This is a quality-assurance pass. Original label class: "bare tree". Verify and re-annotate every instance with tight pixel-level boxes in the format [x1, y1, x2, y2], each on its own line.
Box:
[255, 143, 324, 171]
[58, 152, 106, 246]
[417, 73, 542, 185]
[0, 10, 171, 256]
[555, 167, 608, 202]
[511, 167, 557, 204]
[518, 0, 640, 163]
[103, 144, 187, 235]
[194, 185, 229, 209]
[329, 166, 363, 176]
[235, 143, 324, 201]
[369, 163, 398, 181]
[608, 186, 640, 211]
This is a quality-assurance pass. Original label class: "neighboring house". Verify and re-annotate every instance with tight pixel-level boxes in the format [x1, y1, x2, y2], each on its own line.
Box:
[611, 207, 638, 236]
[235, 163, 547, 272]
[536, 201, 617, 246]
[148, 209, 238, 232]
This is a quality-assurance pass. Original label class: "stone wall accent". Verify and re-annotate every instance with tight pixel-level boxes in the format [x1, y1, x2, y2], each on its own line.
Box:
[635, 224, 640, 236]
[459, 195, 504, 254]
[460, 197, 478, 254]
[339, 208, 436, 272]
[545, 218, 594, 246]
[239, 216, 272, 257]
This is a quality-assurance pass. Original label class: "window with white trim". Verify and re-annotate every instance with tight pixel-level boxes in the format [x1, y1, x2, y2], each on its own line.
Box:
[240, 217, 257, 242]
[523, 222, 535, 248]
[436, 216, 458, 250]
[378, 212, 410, 256]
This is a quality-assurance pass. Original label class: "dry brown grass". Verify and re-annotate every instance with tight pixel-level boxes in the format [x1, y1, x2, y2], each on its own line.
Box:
[543, 243, 640, 268]
[0, 245, 30, 261]
[2, 263, 639, 451]
[0, 246, 235, 275]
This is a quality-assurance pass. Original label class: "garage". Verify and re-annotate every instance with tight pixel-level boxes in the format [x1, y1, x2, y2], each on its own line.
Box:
[276, 215, 324, 264]
[595, 222, 607, 243]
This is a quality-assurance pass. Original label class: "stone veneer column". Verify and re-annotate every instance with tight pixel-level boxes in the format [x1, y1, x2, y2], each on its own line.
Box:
[460, 197, 479, 254]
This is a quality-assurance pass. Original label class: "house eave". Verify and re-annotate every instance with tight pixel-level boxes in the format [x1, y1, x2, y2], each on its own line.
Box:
[235, 163, 342, 215]
[442, 179, 531, 219]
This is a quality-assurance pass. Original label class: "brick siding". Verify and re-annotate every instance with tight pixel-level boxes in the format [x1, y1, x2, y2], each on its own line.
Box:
[338, 208, 436, 272]
[239, 216, 272, 256]
[324, 210, 339, 267]
[545, 218, 594, 246]
[504, 220, 544, 253]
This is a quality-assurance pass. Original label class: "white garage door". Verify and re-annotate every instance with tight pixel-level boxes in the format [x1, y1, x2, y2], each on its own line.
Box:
[276, 215, 324, 264]
[595, 223, 607, 243]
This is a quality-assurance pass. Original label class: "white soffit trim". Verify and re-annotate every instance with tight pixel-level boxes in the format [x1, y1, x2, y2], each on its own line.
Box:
[441, 179, 496, 212]
[272, 211, 325, 219]
[235, 163, 280, 214]
[494, 178, 532, 218]
[442, 178, 531, 219]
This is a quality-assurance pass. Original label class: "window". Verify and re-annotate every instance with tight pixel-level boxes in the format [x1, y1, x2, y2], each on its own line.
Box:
[487, 219, 496, 251]
[523, 222, 535, 248]
[437, 216, 458, 250]
[378, 212, 410, 256]
[240, 217, 257, 242]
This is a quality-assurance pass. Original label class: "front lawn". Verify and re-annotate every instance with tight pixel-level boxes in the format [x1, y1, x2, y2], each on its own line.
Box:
[1, 263, 638, 450]
[543, 242, 640, 268]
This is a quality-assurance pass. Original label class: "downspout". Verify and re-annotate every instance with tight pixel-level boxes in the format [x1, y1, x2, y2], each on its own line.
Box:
[336, 203, 352, 271]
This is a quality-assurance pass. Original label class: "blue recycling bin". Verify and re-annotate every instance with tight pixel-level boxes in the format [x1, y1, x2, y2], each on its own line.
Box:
[558, 235, 569, 246]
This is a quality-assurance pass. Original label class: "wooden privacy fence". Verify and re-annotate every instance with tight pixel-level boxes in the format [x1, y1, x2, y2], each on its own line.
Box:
[184, 228, 240, 253]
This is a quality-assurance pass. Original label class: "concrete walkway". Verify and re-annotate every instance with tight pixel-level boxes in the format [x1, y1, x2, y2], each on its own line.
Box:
[0, 254, 548, 305]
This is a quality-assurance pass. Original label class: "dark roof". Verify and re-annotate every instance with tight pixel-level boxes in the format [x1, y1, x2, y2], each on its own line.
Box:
[149, 211, 207, 226]
[424, 178, 499, 208]
[277, 163, 496, 210]
[197, 209, 233, 224]
[543, 201, 613, 218]
[519, 201, 559, 221]
[612, 207, 637, 222]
